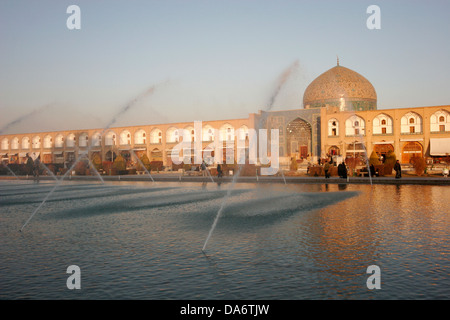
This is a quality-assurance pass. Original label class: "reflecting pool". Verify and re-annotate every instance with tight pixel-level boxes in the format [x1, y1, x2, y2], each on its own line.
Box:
[0, 180, 448, 299]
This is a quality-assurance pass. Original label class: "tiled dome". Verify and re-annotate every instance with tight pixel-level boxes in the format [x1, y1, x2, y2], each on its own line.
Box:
[303, 63, 377, 111]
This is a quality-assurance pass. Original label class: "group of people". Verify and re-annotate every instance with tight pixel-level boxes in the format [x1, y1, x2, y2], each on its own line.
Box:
[322, 158, 402, 179]
[200, 160, 223, 178]
[337, 162, 348, 179]
[322, 160, 348, 179]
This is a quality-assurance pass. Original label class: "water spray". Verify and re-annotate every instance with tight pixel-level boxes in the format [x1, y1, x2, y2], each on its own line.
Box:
[130, 149, 154, 183]
[280, 170, 287, 185]
[0, 104, 53, 135]
[1, 162, 19, 180]
[81, 153, 105, 184]
[262, 59, 299, 179]
[350, 113, 373, 186]
[266, 60, 299, 111]
[205, 166, 215, 183]
[39, 162, 58, 182]
[19, 82, 166, 232]
[359, 136, 373, 186]
[202, 156, 244, 252]
[202, 61, 299, 251]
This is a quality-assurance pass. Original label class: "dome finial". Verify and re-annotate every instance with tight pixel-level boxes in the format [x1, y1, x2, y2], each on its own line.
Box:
[337, 55, 340, 66]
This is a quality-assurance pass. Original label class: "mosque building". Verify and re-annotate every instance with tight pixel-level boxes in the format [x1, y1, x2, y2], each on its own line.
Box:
[1, 60, 450, 173]
[253, 60, 450, 168]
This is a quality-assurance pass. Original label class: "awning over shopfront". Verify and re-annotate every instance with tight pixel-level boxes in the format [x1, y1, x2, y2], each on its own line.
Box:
[430, 138, 450, 156]
[166, 150, 180, 157]
[346, 149, 366, 153]
[54, 152, 64, 163]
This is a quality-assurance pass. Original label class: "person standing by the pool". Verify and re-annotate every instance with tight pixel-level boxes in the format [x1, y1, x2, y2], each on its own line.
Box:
[201, 160, 207, 177]
[217, 163, 223, 178]
[394, 160, 402, 179]
[370, 164, 376, 177]
[324, 160, 331, 178]
[26, 153, 34, 176]
[338, 162, 347, 179]
[33, 156, 41, 183]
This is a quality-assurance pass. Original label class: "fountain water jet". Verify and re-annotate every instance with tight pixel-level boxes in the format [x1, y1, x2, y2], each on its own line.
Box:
[266, 60, 299, 111]
[77, 152, 105, 184]
[0, 104, 53, 135]
[39, 162, 58, 182]
[205, 165, 215, 183]
[202, 62, 300, 251]
[202, 156, 245, 252]
[20, 82, 167, 231]
[357, 133, 373, 186]
[130, 149, 154, 183]
[280, 170, 287, 184]
[86, 158, 105, 184]
[348, 107, 373, 186]
[1, 163, 19, 180]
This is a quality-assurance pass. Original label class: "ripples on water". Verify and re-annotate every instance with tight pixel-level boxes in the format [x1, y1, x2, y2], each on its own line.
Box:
[0, 180, 448, 299]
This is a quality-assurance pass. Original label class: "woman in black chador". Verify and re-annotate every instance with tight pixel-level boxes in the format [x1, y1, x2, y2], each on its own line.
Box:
[370, 164, 376, 177]
[217, 163, 223, 178]
[394, 160, 402, 179]
[337, 162, 347, 179]
[25, 153, 34, 176]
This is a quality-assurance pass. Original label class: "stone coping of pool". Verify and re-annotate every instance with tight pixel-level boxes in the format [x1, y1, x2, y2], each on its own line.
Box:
[1, 174, 449, 185]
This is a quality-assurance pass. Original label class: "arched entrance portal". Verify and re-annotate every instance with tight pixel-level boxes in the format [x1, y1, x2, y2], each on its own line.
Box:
[374, 143, 394, 163]
[286, 118, 312, 159]
[328, 145, 340, 156]
[402, 141, 423, 163]
[105, 150, 116, 162]
[151, 148, 163, 162]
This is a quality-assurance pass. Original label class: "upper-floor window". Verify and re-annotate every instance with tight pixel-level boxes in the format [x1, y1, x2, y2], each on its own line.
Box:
[401, 112, 422, 134]
[345, 115, 365, 136]
[373, 114, 393, 135]
[328, 119, 339, 136]
[430, 110, 450, 133]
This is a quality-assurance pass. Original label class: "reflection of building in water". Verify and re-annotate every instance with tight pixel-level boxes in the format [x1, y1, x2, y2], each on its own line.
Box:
[1, 61, 450, 168]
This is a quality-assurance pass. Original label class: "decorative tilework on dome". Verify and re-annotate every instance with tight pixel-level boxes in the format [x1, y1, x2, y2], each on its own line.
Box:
[303, 65, 377, 110]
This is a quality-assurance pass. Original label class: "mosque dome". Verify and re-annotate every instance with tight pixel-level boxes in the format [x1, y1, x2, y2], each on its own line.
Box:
[303, 61, 377, 111]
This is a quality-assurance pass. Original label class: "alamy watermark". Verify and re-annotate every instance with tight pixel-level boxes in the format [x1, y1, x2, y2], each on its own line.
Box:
[169, 121, 280, 176]
[366, 265, 381, 289]
[66, 265, 81, 290]
[66, 4, 381, 31]
[64, 264, 381, 291]
[66, 5, 81, 30]
[367, 5, 381, 30]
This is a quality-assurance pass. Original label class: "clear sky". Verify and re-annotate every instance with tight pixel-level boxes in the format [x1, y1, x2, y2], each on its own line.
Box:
[1, 0, 449, 134]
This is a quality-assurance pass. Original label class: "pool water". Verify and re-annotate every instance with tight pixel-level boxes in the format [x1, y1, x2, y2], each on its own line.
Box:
[0, 180, 448, 299]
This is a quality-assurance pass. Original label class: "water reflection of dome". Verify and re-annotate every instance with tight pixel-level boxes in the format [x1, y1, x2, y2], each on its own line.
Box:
[303, 62, 377, 111]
